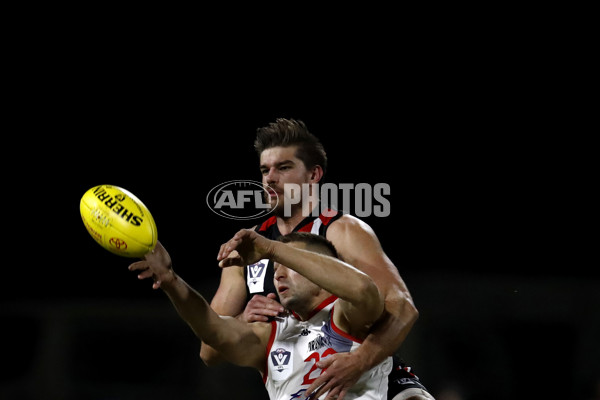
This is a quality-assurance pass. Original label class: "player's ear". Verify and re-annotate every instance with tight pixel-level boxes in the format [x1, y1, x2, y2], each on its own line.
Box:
[309, 165, 324, 183]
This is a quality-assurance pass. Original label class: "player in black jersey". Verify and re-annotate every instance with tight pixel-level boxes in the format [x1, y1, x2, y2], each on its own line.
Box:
[201, 118, 435, 400]
[243, 208, 343, 304]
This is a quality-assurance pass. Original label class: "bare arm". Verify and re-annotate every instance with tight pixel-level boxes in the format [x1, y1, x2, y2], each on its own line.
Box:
[306, 215, 419, 400]
[269, 240, 384, 335]
[327, 215, 418, 365]
[199, 264, 247, 365]
[218, 229, 384, 335]
[129, 241, 269, 371]
[208, 264, 248, 317]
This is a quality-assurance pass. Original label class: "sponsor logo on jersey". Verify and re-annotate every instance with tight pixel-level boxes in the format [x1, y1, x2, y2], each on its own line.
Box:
[307, 334, 331, 352]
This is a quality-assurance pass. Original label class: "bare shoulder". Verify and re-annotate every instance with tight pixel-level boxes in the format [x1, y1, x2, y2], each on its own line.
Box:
[327, 214, 382, 246]
[326, 214, 401, 290]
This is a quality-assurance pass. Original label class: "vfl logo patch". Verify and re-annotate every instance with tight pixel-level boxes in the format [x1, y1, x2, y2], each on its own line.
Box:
[247, 259, 268, 293]
[270, 347, 293, 380]
[271, 348, 291, 372]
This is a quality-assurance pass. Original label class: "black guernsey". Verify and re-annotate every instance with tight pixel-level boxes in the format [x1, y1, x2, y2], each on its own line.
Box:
[244, 208, 343, 303]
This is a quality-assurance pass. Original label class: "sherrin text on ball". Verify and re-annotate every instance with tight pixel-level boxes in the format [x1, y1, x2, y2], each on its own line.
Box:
[80, 184, 158, 258]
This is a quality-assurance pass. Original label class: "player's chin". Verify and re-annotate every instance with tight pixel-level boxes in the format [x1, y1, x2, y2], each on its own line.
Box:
[270, 200, 289, 217]
[277, 292, 292, 308]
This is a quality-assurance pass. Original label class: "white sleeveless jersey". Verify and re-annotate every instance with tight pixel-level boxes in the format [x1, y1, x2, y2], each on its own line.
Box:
[264, 295, 392, 400]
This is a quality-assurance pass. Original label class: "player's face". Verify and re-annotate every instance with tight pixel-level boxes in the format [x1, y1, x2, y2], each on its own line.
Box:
[259, 146, 314, 214]
[273, 243, 322, 313]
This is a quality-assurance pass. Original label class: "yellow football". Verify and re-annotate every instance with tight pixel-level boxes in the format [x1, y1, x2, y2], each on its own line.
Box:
[80, 184, 158, 258]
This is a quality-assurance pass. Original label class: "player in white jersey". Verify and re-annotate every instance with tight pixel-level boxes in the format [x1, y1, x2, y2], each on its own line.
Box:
[129, 229, 391, 399]
[266, 294, 391, 399]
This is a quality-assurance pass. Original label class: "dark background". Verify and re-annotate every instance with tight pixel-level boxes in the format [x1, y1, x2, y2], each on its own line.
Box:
[2, 29, 597, 400]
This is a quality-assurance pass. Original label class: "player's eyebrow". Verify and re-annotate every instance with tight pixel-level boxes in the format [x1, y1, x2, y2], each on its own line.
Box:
[260, 160, 295, 170]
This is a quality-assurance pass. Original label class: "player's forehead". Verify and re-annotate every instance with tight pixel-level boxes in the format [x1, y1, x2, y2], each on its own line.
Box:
[259, 146, 301, 167]
[273, 241, 307, 270]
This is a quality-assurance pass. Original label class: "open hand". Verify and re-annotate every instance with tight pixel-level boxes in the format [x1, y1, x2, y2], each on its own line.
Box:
[239, 293, 285, 323]
[128, 240, 174, 289]
[217, 229, 274, 268]
[306, 352, 366, 400]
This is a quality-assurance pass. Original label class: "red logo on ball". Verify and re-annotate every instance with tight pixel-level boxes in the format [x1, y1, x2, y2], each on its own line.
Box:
[109, 237, 128, 250]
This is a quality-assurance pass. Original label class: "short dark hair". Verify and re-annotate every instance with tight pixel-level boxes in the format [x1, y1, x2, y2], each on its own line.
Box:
[254, 118, 328, 175]
[278, 232, 338, 259]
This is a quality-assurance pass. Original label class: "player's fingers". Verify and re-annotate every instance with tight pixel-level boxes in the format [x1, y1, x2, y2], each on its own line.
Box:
[248, 313, 269, 322]
[218, 238, 239, 260]
[226, 237, 242, 253]
[256, 307, 281, 317]
[233, 229, 246, 240]
[306, 373, 329, 398]
[246, 303, 280, 317]
[234, 229, 252, 241]
[323, 387, 342, 400]
[246, 307, 279, 318]
[255, 295, 284, 312]
[137, 269, 154, 280]
[265, 298, 284, 311]
[220, 249, 242, 267]
[218, 259, 231, 268]
[217, 243, 229, 260]
[311, 381, 335, 400]
[142, 242, 159, 260]
[219, 256, 242, 268]
[266, 305, 285, 315]
[252, 295, 284, 313]
[128, 261, 147, 271]
[316, 354, 336, 369]
[336, 387, 348, 400]
[260, 305, 285, 317]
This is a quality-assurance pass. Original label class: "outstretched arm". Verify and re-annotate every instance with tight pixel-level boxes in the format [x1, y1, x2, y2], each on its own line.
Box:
[198, 264, 246, 366]
[200, 255, 284, 366]
[129, 241, 269, 372]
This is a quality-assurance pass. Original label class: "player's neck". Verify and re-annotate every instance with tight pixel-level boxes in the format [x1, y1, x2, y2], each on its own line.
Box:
[275, 200, 319, 235]
[276, 213, 305, 235]
[292, 292, 332, 321]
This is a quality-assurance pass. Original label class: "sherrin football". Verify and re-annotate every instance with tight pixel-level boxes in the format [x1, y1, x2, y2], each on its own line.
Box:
[80, 185, 158, 258]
